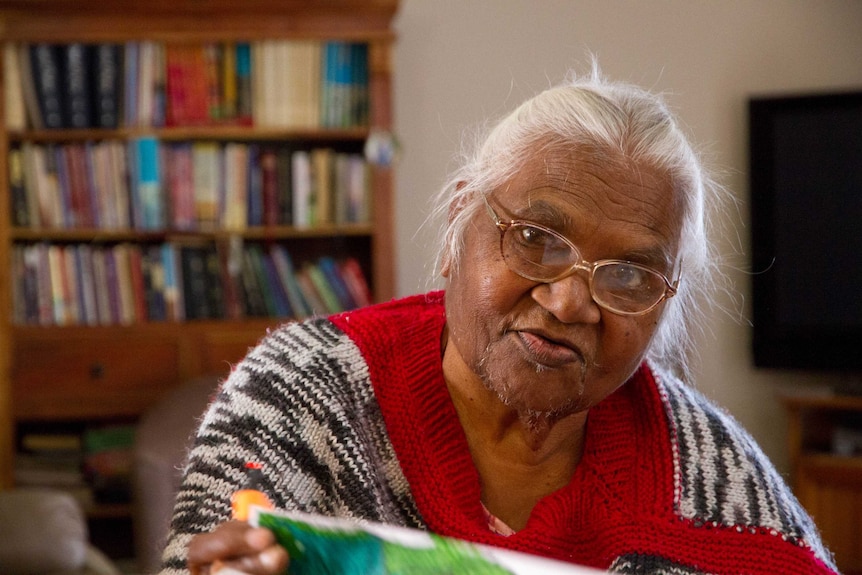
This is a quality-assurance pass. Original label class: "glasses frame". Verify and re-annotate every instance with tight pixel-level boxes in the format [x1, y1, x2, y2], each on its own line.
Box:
[482, 194, 680, 316]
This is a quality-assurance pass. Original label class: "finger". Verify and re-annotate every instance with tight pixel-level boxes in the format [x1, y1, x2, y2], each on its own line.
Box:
[212, 544, 289, 575]
[188, 521, 273, 565]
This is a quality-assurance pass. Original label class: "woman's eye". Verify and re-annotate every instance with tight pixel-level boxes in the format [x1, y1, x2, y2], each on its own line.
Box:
[607, 265, 649, 289]
[519, 226, 547, 245]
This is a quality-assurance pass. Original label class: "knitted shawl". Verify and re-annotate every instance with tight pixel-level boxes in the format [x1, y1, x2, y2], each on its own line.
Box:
[159, 291, 838, 575]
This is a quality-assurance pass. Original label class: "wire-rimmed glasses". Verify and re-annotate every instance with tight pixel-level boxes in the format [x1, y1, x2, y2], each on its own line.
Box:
[482, 194, 680, 316]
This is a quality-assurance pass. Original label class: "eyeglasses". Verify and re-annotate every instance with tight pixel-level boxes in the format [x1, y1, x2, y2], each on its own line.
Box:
[482, 194, 680, 316]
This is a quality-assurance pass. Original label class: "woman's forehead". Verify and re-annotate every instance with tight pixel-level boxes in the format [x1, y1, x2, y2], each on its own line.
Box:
[494, 148, 684, 258]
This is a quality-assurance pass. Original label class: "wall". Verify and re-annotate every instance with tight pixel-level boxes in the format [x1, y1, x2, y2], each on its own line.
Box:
[392, 0, 862, 473]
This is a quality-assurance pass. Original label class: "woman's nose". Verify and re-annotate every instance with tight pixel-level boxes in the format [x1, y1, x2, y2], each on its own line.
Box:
[530, 270, 601, 324]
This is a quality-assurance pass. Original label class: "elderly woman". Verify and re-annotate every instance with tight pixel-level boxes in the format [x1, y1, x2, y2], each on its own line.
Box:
[161, 70, 838, 575]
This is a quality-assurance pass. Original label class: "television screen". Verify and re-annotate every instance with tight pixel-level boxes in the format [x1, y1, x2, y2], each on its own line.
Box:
[749, 90, 862, 370]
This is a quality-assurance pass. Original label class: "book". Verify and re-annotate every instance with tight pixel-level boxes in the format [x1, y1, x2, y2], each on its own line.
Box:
[132, 136, 163, 230]
[250, 508, 603, 575]
[90, 246, 112, 325]
[161, 242, 184, 321]
[216, 237, 244, 320]
[192, 141, 221, 229]
[9, 148, 30, 227]
[260, 249, 293, 317]
[204, 246, 226, 319]
[165, 142, 196, 231]
[221, 142, 249, 230]
[141, 244, 167, 321]
[17, 44, 44, 129]
[76, 244, 99, 326]
[112, 243, 136, 325]
[305, 262, 343, 314]
[123, 42, 140, 127]
[4, 43, 28, 131]
[62, 43, 93, 129]
[310, 148, 334, 226]
[259, 148, 279, 226]
[179, 245, 212, 320]
[235, 42, 253, 123]
[291, 150, 312, 227]
[91, 43, 121, 129]
[29, 43, 66, 129]
[294, 265, 329, 316]
[270, 245, 310, 319]
[245, 243, 279, 316]
[275, 147, 293, 225]
[239, 245, 269, 317]
[318, 256, 357, 311]
[339, 257, 373, 308]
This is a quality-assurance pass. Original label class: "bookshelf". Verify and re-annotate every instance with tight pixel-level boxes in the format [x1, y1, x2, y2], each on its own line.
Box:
[0, 0, 398, 533]
[780, 393, 862, 574]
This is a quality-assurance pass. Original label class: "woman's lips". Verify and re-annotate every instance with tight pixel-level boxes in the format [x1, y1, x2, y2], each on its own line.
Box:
[516, 330, 582, 367]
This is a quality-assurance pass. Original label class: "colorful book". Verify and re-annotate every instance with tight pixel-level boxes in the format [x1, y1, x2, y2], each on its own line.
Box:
[135, 136, 163, 229]
[250, 508, 603, 575]
[269, 245, 310, 319]
[318, 256, 357, 311]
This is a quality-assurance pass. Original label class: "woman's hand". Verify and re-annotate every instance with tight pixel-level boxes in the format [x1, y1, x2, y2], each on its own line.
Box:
[187, 520, 289, 575]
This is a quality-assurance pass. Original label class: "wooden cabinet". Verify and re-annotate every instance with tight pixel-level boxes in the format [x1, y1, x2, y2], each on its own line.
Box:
[781, 393, 862, 574]
[0, 0, 399, 517]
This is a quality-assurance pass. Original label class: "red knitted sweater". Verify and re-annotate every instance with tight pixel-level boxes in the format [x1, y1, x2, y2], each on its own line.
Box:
[332, 291, 838, 574]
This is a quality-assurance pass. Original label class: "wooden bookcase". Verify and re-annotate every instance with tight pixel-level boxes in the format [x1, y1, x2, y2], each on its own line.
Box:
[0, 0, 399, 516]
[780, 393, 862, 574]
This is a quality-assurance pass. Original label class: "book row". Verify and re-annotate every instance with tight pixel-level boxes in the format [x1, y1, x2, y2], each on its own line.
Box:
[15, 424, 137, 508]
[4, 40, 369, 131]
[12, 241, 373, 326]
[10, 140, 371, 231]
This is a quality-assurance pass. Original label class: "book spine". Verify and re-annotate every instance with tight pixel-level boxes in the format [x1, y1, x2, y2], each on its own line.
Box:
[91, 43, 122, 129]
[9, 148, 30, 227]
[134, 136, 163, 230]
[63, 43, 93, 129]
[30, 43, 66, 129]
[4, 44, 28, 131]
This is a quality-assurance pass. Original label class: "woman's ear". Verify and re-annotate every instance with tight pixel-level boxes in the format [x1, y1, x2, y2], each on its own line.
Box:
[441, 181, 469, 278]
[448, 181, 469, 223]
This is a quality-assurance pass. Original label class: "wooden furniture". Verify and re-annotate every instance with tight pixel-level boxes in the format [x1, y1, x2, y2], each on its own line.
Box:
[0, 0, 398, 529]
[781, 393, 862, 574]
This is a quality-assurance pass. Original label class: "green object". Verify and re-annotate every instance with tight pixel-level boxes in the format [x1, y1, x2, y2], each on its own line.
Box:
[256, 511, 514, 575]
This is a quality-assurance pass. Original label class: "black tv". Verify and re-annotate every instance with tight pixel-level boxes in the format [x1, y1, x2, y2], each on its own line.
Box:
[749, 90, 862, 371]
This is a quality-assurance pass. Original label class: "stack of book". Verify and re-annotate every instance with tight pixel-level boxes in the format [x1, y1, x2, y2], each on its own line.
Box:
[4, 40, 369, 132]
[11, 241, 373, 326]
[10, 140, 371, 232]
[14, 429, 93, 510]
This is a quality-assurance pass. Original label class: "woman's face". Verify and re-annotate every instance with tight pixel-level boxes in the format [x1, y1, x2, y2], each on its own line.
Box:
[443, 146, 683, 416]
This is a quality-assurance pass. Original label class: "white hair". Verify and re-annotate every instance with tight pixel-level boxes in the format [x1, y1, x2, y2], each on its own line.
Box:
[432, 66, 728, 378]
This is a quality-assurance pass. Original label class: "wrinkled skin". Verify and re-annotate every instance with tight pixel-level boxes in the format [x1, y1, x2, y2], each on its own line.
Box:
[442, 144, 682, 419]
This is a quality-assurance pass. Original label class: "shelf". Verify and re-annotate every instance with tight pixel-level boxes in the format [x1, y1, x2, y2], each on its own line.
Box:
[7, 126, 372, 143]
[10, 223, 375, 242]
[0, 12, 398, 546]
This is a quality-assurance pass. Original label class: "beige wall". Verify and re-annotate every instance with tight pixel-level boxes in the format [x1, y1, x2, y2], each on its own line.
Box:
[391, 0, 862, 473]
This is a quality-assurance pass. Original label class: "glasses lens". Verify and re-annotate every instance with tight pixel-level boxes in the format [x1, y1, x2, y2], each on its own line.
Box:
[502, 223, 577, 280]
[592, 262, 667, 313]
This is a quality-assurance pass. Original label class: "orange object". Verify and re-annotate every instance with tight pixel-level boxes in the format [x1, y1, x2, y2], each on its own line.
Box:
[231, 462, 273, 521]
